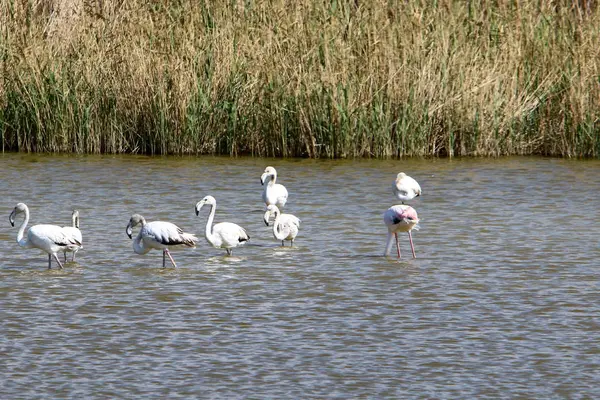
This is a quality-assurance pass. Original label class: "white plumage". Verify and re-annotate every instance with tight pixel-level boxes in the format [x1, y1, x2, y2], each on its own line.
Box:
[263, 205, 301, 247]
[126, 214, 197, 268]
[393, 172, 422, 203]
[195, 195, 249, 255]
[261, 166, 288, 209]
[62, 209, 83, 262]
[9, 203, 81, 269]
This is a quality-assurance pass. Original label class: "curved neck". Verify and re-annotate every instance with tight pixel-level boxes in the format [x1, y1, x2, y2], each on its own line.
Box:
[205, 204, 216, 243]
[133, 221, 150, 254]
[16, 208, 30, 247]
[72, 214, 79, 228]
[267, 174, 277, 186]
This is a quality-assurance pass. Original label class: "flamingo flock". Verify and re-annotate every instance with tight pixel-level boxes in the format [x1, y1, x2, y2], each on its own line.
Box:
[8, 166, 422, 268]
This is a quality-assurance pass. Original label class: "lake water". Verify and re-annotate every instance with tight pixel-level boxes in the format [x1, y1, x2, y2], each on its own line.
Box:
[1, 154, 599, 398]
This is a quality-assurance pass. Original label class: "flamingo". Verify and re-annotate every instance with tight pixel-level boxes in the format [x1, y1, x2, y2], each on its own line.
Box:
[393, 172, 421, 203]
[263, 205, 301, 247]
[383, 205, 419, 258]
[62, 210, 83, 262]
[261, 166, 288, 209]
[125, 214, 197, 268]
[195, 195, 249, 255]
[9, 203, 81, 269]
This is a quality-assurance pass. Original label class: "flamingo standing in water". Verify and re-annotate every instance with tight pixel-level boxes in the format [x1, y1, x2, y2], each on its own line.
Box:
[384, 205, 419, 258]
[125, 214, 197, 268]
[195, 195, 250, 255]
[261, 166, 288, 209]
[9, 203, 81, 269]
[263, 205, 301, 247]
[62, 210, 83, 262]
[393, 172, 421, 203]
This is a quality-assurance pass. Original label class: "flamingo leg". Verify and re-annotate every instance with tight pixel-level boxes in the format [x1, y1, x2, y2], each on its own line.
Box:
[165, 249, 177, 268]
[395, 233, 401, 258]
[408, 231, 416, 258]
[226, 249, 232, 256]
[162, 251, 166, 268]
[64, 252, 67, 263]
[48, 254, 52, 269]
[52, 253, 64, 269]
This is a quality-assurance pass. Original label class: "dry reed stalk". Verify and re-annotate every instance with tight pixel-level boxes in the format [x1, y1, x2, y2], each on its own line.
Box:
[0, 0, 598, 157]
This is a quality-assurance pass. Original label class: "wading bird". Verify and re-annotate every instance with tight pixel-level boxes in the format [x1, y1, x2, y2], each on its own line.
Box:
[261, 166, 288, 209]
[383, 204, 419, 259]
[195, 195, 249, 255]
[9, 203, 81, 269]
[125, 214, 197, 268]
[393, 172, 421, 203]
[62, 210, 83, 262]
[263, 205, 301, 247]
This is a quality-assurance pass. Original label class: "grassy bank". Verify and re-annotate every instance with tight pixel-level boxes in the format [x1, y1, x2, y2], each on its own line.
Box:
[1, 0, 599, 157]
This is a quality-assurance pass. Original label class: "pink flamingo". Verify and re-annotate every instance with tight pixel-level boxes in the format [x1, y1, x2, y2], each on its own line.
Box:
[383, 205, 419, 258]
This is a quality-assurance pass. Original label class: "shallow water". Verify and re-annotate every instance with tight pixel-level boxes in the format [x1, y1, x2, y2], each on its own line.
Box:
[1, 154, 599, 398]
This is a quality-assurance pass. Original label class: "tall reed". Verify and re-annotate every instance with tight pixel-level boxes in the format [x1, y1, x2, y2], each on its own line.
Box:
[1, 0, 598, 157]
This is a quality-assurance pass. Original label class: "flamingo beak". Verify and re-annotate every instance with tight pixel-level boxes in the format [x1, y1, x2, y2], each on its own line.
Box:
[126, 223, 133, 239]
[195, 201, 204, 216]
[9, 210, 16, 227]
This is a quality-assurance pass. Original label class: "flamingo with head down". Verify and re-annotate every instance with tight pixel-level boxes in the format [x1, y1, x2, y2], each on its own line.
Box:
[263, 205, 301, 247]
[125, 214, 197, 268]
[383, 204, 419, 259]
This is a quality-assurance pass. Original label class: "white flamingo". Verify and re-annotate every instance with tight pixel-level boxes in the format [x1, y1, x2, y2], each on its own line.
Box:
[263, 205, 301, 247]
[62, 210, 83, 262]
[393, 172, 421, 203]
[384, 204, 419, 259]
[195, 195, 249, 255]
[9, 203, 81, 269]
[261, 166, 288, 209]
[125, 214, 197, 268]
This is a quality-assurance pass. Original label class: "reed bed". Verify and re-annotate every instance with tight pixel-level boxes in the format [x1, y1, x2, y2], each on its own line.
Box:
[1, 0, 599, 157]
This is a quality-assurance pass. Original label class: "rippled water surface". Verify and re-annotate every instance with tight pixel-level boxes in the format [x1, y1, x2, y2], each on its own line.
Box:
[1, 154, 599, 398]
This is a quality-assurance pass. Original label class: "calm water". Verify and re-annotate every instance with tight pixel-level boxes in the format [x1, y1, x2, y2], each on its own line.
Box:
[1, 154, 599, 398]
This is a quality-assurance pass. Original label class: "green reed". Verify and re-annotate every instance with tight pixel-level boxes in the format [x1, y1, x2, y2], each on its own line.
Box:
[0, 0, 598, 157]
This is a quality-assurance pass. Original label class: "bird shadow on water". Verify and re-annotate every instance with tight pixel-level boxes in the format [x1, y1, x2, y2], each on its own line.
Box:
[338, 252, 428, 267]
[14, 265, 84, 278]
[271, 246, 301, 253]
[124, 265, 192, 279]
[204, 255, 247, 266]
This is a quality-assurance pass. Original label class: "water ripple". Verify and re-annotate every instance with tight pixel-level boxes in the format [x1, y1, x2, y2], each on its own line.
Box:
[1, 155, 599, 398]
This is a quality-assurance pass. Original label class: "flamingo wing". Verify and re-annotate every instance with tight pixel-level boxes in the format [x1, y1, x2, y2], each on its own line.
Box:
[144, 221, 196, 246]
[281, 213, 301, 227]
[214, 222, 249, 247]
[29, 225, 81, 247]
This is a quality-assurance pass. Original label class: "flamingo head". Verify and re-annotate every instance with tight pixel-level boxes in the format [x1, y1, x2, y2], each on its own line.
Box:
[9, 203, 27, 227]
[263, 204, 280, 226]
[261, 166, 277, 185]
[126, 213, 145, 239]
[195, 195, 216, 216]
